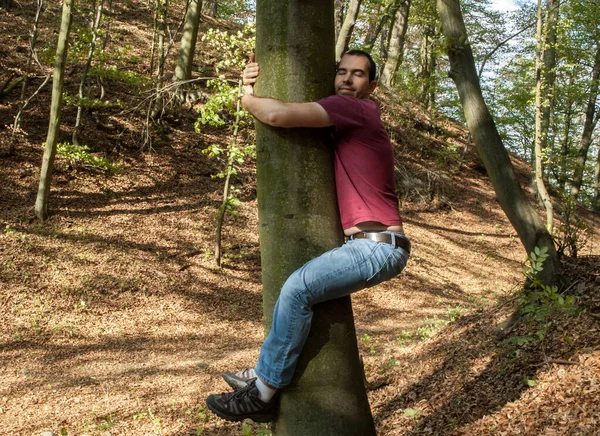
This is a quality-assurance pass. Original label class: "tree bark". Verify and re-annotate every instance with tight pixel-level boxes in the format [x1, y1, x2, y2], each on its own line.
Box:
[151, 0, 168, 119]
[73, 0, 104, 145]
[436, 0, 561, 285]
[533, 0, 556, 232]
[558, 70, 575, 193]
[364, 2, 385, 50]
[419, 30, 436, 109]
[174, 0, 202, 81]
[12, 0, 43, 143]
[570, 41, 600, 200]
[380, 0, 411, 88]
[593, 147, 600, 212]
[334, 0, 344, 40]
[255, 0, 376, 434]
[35, 0, 73, 220]
[335, 0, 363, 61]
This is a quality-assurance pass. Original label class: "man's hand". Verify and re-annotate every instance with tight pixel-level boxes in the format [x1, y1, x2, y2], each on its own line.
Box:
[242, 52, 259, 96]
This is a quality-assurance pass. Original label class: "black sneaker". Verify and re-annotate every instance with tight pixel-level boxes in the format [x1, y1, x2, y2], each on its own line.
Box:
[222, 367, 256, 390]
[206, 378, 278, 422]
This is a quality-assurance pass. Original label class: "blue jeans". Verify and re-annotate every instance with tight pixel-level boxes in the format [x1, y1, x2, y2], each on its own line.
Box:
[255, 233, 410, 388]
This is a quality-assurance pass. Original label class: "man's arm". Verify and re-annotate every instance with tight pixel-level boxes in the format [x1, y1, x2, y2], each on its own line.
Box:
[242, 95, 332, 128]
[242, 55, 333, 129]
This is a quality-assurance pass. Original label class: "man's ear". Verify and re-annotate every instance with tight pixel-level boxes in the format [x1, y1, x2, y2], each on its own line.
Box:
[369, 80, 378, 93]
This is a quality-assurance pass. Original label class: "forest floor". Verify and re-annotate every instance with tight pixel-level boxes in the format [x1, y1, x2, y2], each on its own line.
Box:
[1, 3, 600, 436]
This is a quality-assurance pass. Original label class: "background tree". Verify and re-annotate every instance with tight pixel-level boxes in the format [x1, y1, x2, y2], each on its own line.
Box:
[174, 0, 202, 82]
[570, 40, 600, 200]
[436, 0, 561, 284]
[35, 0, 74, 220]
[533, 0, 558, 232]
[11, 0, 45, 155]
[255, 0, 376, 433]
[379, 0, 411, 88]
[72, 0, 104, 145]
[336, 0, 363, 60]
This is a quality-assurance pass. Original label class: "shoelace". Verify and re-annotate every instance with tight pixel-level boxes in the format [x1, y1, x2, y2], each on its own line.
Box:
[225, 378, 258, 402]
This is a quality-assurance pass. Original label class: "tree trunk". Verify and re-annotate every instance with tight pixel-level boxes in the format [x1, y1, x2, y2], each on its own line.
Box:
[255, 0, 376, 434]
[364, 2, 385, 50]
[419, 30, 435, 108]
[73, 0, 104, 145]
[570, 41, 600, 200]
[12, 0, 43, 146]
[593, 148, 600, 212]
[436, 0, 561, 285]
[334, 0, 344, 40]
[380, 0, 411, 88]
[35, 0, 73, 220]
[335, 0, 363, 60]
[558, 70, 575, 193]
[152, 0, 168, 119]
[174, 0, 202, 81]
[533, 0, 556, 233]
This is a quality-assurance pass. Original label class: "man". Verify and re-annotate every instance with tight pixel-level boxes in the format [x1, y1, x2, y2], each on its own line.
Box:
[206, 49, 410, 423]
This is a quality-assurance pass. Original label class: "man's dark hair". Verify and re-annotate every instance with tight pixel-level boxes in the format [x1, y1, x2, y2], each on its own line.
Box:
[343, 49, 377, 82]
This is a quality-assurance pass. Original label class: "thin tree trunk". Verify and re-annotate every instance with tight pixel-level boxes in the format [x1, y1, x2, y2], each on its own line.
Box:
[149, 1, 159, 75]
[593, 147, 600, 212]
[420, 31, 435, 108]
[174, 0, 202, 81]
[96, 0, 114, 99]
[436, 0, 560, 285]
[558, 71, 575, 193]
[334, 0, 344, 40]
[255, 0, 376, 433]
[379, 0, 411, 88]
[533, 0, 555, 233]
[73, 0, 104, 145]
[12, 0, 43, 148]
[335, 0, 363, 60]
[215, 79, 243, 267]
[152, 0, 168, 119]
[571, 41, 600, 200]
[365, 4, 385, 50]
[35, 0, 73, 220]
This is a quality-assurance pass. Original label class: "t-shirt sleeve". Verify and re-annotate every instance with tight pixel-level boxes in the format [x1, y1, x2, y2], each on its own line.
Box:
[316, 95, 366, 131]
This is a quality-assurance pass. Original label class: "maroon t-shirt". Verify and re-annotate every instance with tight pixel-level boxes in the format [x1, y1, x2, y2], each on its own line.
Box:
[316, 95, 401, 230]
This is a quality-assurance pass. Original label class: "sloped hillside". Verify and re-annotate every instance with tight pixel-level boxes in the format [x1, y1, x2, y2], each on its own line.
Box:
[1, 3, 600, 435]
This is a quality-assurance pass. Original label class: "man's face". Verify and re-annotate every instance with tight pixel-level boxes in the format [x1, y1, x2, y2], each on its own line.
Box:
[334, 54, 377, 99]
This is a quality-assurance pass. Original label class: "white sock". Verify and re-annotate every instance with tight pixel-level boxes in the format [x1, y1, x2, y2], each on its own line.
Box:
[255, 377, 277, 402]
[237, 367, 256, 379]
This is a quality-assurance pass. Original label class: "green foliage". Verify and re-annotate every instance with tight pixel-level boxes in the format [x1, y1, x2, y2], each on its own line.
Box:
[196, 25, 255, 130]
[517, 246, 578, 330]
[403, 408, 420, 420]
[241, 421, 271, 436]
[89, 64, 150, 87]
[555, 196, 589, 258]
[52, 142, 123, 171]
[202, 25, 255, 73]
[396, 316, 452, 345]
[63, 93, 122, 109]
[196, 78, 244, 128]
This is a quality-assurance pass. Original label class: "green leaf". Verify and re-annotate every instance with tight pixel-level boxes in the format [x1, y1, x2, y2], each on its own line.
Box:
[404, 408, 420, 419]
[242, 422, 253, 436]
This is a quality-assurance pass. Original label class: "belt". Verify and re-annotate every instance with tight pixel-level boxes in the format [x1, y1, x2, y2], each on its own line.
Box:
[348, 231, 411, 253]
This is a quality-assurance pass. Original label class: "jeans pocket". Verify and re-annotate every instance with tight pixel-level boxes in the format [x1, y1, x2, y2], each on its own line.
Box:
[366, 246, 409, 287]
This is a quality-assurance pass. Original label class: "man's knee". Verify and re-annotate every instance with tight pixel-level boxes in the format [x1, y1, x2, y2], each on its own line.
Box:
[279, 273, 313, 308]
